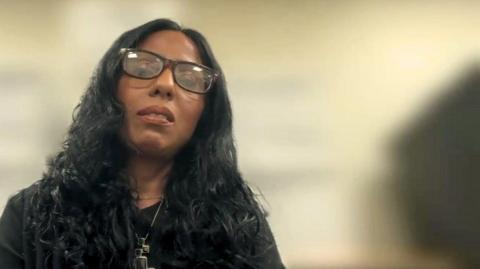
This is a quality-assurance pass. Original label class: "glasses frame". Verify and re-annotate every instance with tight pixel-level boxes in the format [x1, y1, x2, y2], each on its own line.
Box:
[119, 48, 219, 94]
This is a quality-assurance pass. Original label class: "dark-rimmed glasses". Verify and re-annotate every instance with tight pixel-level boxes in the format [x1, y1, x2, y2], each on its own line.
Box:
[119, 48, 219, 94]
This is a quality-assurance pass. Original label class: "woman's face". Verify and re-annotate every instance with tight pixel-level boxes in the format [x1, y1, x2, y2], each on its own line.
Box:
[117, 30, 205, 160]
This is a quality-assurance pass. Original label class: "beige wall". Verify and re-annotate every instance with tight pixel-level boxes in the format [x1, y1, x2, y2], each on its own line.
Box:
[1, 1, 480, 268]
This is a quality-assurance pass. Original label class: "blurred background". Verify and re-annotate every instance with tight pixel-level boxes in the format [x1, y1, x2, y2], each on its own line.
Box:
[2, 0, 480, 268]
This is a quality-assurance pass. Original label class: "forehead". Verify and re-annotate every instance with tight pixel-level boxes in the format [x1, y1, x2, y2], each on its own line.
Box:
[138, 30, 202, 64]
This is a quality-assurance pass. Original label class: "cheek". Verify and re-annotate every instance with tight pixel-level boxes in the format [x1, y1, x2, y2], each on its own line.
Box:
[117, 76, 131, 108]
[117, 77, 138, 139]
[179, 92, 205, 125]
[117, 76, 146, 117]
[119, 74, 156, 90]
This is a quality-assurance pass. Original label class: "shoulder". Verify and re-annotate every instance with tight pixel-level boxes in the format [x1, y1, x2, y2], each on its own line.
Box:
[0, 182, 41, 266]
[0, 181, 42, 242]
[253, 215, 286, 269]
[2, 182, 41, 216]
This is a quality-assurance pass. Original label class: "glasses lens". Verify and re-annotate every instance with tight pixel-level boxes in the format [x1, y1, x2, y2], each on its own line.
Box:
[174, 63, 215, 93]
[123, 51, 163, 79]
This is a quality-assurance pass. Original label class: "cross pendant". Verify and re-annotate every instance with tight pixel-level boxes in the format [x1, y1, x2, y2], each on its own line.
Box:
[134, 238, 155, 269]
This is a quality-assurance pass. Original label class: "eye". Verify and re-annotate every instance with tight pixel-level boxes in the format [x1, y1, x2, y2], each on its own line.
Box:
[126, 55, 163, 78]
[182, 71, 203, 81]
[178, 71, 204, 87]
[135, 68, 151, 77]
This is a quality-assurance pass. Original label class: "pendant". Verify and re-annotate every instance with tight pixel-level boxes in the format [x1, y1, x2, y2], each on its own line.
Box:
[134, 238, 155, 269]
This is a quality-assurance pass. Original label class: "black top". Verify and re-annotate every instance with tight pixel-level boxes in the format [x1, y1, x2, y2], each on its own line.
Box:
[0, 184, 285, 268]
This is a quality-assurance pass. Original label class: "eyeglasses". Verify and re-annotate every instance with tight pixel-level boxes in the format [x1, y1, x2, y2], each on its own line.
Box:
[119, 48, 219, 94]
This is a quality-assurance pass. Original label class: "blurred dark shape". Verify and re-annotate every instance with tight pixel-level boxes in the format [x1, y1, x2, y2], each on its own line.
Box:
[393, 63, 480, 269]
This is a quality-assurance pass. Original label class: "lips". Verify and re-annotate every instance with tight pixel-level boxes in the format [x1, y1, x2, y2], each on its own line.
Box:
[137, 105, 175, 125]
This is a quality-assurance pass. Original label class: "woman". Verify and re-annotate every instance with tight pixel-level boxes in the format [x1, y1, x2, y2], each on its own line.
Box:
[0, 19, 284, 269]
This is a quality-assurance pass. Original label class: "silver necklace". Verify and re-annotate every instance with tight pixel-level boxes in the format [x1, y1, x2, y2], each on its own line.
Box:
[134, 198, 163, 269]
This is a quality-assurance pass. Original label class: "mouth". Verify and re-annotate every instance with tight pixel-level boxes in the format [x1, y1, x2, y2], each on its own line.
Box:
[137, 105, 175, 126]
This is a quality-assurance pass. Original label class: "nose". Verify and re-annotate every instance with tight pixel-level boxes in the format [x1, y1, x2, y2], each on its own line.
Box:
[149, 66, 175, 99]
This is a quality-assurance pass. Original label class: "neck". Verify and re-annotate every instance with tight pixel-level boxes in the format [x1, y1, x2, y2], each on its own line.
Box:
[126, 154, 173, 209]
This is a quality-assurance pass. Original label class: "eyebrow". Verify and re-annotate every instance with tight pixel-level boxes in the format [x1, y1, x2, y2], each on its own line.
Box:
[139, 48, 201, 65]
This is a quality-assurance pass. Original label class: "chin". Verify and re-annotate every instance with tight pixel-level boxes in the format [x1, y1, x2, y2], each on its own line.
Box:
[133, 139, 174, 158]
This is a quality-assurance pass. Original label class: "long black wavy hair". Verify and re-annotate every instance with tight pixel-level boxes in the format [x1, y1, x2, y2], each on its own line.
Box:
[28, 19, 270, 268]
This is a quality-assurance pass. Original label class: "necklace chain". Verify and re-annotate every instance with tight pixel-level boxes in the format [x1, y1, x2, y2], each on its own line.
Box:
[135, 197, 164, 243]
[137, 196, 164, 200]
[131, 191, 164, 201]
